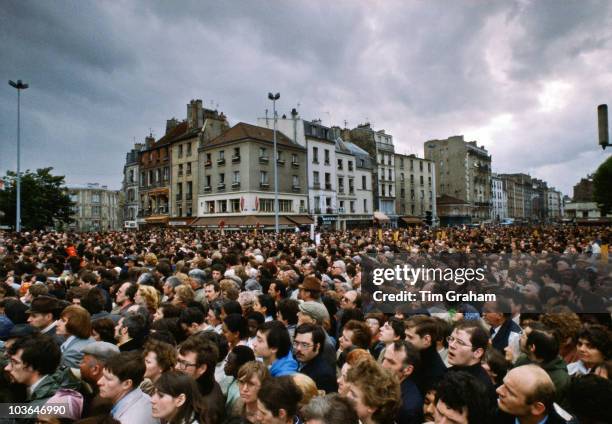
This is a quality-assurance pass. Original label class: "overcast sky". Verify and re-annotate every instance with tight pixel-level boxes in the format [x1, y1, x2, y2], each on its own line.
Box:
[2, 0, 612, 196]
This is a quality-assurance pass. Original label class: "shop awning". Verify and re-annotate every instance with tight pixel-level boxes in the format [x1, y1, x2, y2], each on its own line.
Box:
[287, 215, 314, 225]
[191, 215, 296, 227]
[145, 215, 169, 224]
[400, 216, 424, 225]
[191, 217, 220, 227]
[373, 211, 390, 222]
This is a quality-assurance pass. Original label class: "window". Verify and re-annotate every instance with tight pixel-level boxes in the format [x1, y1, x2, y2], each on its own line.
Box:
[140, 172, 145, 186]
[410, 160, 414, 171]
[428, 163, 431, 172]
[312, 147, 319, 163]
[348, 161, 353, 171]
[187, 143, 192, 156]
[401, 173, 405, 181]
[217, 200, 227, 213]
[186, 182, 192, 199]
[314, 196, 320, 211]
[388, 169, 392, 180]
[338, 177, 344, 192]
[359, 159, 364, 167]
[260, 171, 269, 185]
[350, 200, 355, 213]
[205, 175, 211, 188]
[186, 163, 191, 175]
[233, 147, 240, 160]
[219, 173, 225, 184]
[420, 161, 423, 171]
[156, 169, 161, 182]
[205, 201, 215, 213]
[149, 170, 154, 185]
[292, 153, 298, 164]
[259, 199, 274, 212]
[313, 171, 320, 185]
[362, 175, 367, 190]
[420, 175, 424, 185]
[219, 150, 225, 160]
[428, 176, 432, 186]
[410, 174, 414, 183]
[381, 185, 386, 196]
[70, 193, 78, 202]
[363, 199, 368, 212]
[279, 199, 292, 212]
[349, 178, 354, 194]
[260, 147, 267, 158]
[231, 198, 241, 212]
[129, 170, 134, 183]
[178, 144, 183, 158]
[233, 171, 240, 183]
[325, 173, 331, 189]
[292, 175, 299, 187]
[92, 193, 100, 203]
[411, 189, 415, 200]
[92, 206, 101, 216]
[178, 164, 183, 176]
[176, 182, 182, 197]
[400, 158, 404, 169]
[324, 149, 330, 165]
[206, 153, 212, 163]
[164, 167, 169, 181]
[337, 159, 343, 170]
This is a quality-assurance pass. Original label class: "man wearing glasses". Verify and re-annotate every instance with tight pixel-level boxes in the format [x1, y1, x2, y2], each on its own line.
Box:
[446, 321, 497, 403]
[175, 335, 225, 424]
[293, 323, 337, 393]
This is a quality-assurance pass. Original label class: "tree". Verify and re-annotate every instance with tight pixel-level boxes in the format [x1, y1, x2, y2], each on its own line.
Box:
[593, 155, 612, 216]
[0, 167, 74, 230]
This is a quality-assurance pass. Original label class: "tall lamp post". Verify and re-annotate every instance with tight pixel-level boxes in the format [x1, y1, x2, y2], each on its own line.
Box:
[268, 92, 280, 233]
[9, 79, 28, 233]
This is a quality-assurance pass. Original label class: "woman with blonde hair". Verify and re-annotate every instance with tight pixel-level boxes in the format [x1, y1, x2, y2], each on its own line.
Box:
[135, 284, 160, 316]
[232, 361, 270, 422]
[337, 348, 373, 396]
[292, 373, 320, 409]
[172, 285, 195, 309]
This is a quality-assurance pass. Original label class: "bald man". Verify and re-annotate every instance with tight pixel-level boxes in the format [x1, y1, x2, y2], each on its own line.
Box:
[496, 365, 566, 424]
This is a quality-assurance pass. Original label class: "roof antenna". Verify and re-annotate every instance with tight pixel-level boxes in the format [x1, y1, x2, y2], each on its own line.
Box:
[265, 108, 269, 127]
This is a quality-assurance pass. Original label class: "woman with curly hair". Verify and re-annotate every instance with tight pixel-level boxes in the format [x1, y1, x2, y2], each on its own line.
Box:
[135, 284, 160, 317]
[344, 357, 401, 424]
[541, 308, 582, 364]
[141, 338, 177, 395]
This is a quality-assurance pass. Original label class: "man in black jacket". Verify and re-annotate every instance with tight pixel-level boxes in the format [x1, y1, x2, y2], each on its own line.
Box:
[293, 323, 337, 393]
[405, 315, 447, 394]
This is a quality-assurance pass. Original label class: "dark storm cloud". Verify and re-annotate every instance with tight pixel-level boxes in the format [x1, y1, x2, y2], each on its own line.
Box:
[1, 0, 611, 195]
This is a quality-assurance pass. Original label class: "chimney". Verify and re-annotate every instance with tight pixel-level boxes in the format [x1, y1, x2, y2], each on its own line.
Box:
[165, 118, 179, 134]
[187, 99, 204, 129]
[196, 100, 204, 128]
[145, 134, 155, 149]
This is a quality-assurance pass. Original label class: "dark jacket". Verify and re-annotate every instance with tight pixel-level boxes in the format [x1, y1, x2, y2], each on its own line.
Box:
[491, 319, 521, 353]
[299, 353, 338, 394]
[449, 363, 497, 405]
[118, 337, 142, 352]
[200, 380, 225, 424]
[397, 378, 423, 424]
[28, 375, 60, 406]
[415, 346, 447, 394]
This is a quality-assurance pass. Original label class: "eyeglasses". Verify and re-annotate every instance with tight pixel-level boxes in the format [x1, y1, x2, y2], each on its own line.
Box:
[341, 297, 352, 303]
[176, 359, 197, 369]
[293, 341, 314, 349]
[446, 336, 472, 348]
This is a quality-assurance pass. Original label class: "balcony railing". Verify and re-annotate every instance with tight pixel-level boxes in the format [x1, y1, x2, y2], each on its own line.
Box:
[313, 182, 321, 189]
[217, 158, 226, 165]
[259, 156, 269, 163]
[204, 160, 212, 168]
[292, 185, 300, 192]
[232, 182, 241, 188]
[217, 183, 225, 190]
[277, 158, 285, 165]
[260, 182, 270, 189]
[204, 186, 211, 192]
[291, 161, 299, 167]
[232, 155, 241, 163]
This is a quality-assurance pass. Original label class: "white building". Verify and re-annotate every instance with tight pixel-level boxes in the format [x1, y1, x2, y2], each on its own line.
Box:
[491, 173, 508, 221]
[335, 137, 374, 229]
[546, 188, 562, 220]
[258, 110, 339, 229]
[122, 142, 144, 228]
[68, 183, 121, 232]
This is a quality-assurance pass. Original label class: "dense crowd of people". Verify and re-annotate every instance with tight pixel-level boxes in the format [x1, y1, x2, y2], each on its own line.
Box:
[0, 225, 610, 424]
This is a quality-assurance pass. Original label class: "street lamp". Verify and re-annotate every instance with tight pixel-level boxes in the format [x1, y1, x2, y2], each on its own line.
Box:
[8, 79, 28, 232]
[268, 92, 280, 233]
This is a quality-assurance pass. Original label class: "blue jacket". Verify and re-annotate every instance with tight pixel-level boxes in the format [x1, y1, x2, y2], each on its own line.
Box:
[60, 336, 95, 370]
[270, 352, 298, 377]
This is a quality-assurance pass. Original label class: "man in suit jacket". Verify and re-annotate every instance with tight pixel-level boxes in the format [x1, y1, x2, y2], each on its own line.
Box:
[483, 299, 521, 354]
[497, 365, 568, 424]
[294, 323, 337, 393]
[98, 351, 159, 424]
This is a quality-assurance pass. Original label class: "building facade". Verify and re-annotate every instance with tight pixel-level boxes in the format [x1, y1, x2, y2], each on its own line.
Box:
[138, 132, 172, 226]
[546, 188, 562, 220]
[122, 142, 144, 228]
[424, 135, 492, 223]
[194, 122, 309, 228]
[335, 137, 374, 229]
[491, 173, 508, 221]
[68, 184, 121, 232]
[394, 153, 436, 224]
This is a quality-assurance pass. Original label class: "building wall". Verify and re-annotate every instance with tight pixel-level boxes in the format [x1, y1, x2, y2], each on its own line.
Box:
[69, 185, 121, 231]
[171, 135, 199, 217]
[491, 174, 508, 221]
[198, 140, 308, 215]
[394, 153, 435, 218]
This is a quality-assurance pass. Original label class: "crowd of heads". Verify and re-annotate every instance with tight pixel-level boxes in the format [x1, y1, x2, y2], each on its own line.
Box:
[0, 225, 610, 424]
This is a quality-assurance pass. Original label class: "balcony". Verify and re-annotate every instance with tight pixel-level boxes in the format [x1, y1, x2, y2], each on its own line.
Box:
[259, 156, 269, 164]
[217, 183, 225, 191]
[217, 158, 226, 166]
[232, 182, 241, 189]
[204, 186, 211, 192]
[232, 155, 241, 163]
[292, 185, 300, 192]
[204, 160, 212, 168]
[260, 182, 270, 189]
[277, 158, 285, 165]
[291, 161, 299, 168]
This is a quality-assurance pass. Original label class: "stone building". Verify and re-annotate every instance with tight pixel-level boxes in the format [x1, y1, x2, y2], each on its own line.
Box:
[394, 153, 436, 225]
[491, 173, 508, 222]
[193, 122, 309, 229]
[138, 132, 171, 226]
[499, 173, 533, 221]
[424, 135, 492, 223]
[68, 184, 121, 232]
[258, 111, 339, 229]
[122, 142, 144, 228]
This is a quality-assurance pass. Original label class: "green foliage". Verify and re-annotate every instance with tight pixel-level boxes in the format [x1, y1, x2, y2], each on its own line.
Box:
[593, 155, 612, 216]
[0, 167, 74, 230]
